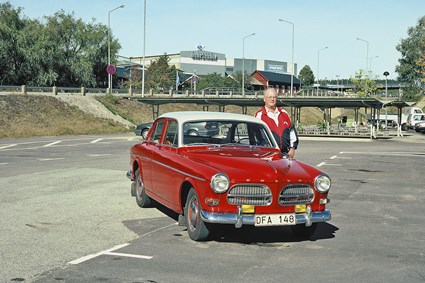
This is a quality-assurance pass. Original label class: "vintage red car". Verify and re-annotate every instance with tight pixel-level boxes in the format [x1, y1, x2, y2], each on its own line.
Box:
[127, 111, 331, 241]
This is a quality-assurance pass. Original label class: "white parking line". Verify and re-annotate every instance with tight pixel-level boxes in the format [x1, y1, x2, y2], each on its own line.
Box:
[90, 138, 104, 144]
[43, 141, 62, 147]
[104, 251, 153, 260]
[0, 162, 8, 165]
[38, 158, 65, 161]
[68, 223, 177, 265]
[330, 155, 352, 159]
[87, 154, 112, 157]
[317, 162, 342, 167]
[0, 144, 17, 150]
[69, 243, 130, 265]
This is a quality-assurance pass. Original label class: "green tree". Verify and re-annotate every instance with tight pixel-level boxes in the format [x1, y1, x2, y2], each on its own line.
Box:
[0, 2, 31, 85]
[196, 72, 239, 90]
[350, 70, 379, 97]
[298, 65, 315, 86]
[0, 3, 119, 87]
[145, 54, 177, 91]
[40, 10, 118, 87]
[395, 16, 425, 100]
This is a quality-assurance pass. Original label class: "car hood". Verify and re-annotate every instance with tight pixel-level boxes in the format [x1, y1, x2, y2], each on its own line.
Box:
[181, 147, 321, 184]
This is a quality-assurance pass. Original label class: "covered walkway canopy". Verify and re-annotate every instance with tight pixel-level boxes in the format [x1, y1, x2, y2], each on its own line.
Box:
[130, 96, 385, 123]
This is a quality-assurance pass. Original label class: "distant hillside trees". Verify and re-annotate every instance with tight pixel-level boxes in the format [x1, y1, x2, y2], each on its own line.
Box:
[0, 2, 120, 87]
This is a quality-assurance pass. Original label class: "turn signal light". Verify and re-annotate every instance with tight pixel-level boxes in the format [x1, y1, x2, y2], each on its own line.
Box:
[205, 198, 219, 206]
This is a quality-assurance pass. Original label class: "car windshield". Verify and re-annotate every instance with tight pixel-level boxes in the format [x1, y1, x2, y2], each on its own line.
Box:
[182, 120, 275, 148]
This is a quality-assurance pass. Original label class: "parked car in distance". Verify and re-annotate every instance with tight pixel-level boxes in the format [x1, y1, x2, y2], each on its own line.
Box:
[379, 119, 398, 129]
[127, 111, 332, 241]
[134, 121, 219, 139]
[406, 113, 425, 130]
[134, 122, 153, 139]
[414, 121, 425, 133]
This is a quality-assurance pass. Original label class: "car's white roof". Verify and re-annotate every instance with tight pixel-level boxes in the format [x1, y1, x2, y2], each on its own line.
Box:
[158, 111, 267, 125]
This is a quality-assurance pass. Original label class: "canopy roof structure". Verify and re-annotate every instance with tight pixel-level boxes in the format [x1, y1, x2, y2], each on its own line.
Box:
[131, 96, 384, 109]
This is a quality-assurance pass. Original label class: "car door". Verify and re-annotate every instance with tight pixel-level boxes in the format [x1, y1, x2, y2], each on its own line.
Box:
[143, 119, 166, 193]
[150, 119, 181, 207]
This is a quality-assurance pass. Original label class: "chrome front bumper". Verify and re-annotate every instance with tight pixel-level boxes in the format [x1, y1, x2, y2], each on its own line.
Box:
[200, 206, 331, 228]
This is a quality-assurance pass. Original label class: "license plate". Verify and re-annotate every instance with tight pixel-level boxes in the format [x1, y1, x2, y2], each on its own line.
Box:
[254, 213, 296, 226]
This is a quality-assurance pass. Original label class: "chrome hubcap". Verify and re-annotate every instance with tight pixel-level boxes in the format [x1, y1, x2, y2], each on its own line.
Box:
[188, 196, 199, 232]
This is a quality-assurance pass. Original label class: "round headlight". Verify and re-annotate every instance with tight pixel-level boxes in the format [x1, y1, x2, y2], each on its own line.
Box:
[210, 173, 230, 193]
[314, 174, 331, 193]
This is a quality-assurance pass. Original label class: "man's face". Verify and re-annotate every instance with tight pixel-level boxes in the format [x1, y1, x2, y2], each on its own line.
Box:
[264, 90, 277, 109]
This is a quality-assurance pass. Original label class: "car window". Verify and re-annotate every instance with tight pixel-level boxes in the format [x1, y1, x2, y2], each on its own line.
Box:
[165, 120, 178, 147]
[182, 120, 274, 148]
[150, 120, 165, 143]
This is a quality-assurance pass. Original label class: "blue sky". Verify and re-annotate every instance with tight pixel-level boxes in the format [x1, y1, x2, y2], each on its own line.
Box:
[7, 0, 425, 81]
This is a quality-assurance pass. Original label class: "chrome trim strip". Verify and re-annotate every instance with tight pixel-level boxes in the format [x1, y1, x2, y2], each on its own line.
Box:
[131, 154, 206, 182]
[200, 210, 331, 227]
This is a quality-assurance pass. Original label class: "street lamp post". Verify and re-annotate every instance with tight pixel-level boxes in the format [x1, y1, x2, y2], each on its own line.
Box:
[356, 37, 369, 74]
[142, 0, 146, 97]
[242, 33, 255, 96]
[369, 55, 378, 76]
[279, 19, 294, 97]
[317, 46, 328, 95]
[108, 4, 124, 94]
[383, 71, 390, 129]
[356, 37, 369, 96]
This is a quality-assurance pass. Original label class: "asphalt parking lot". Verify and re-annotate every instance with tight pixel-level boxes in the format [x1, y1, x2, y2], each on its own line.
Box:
[1, 132, 424, 282]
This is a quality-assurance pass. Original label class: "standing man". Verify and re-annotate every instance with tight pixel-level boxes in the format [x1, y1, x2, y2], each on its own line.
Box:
[255, 88, 299, 158]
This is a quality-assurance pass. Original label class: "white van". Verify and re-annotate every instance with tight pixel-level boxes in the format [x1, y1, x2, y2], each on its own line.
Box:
[401, 107, 424, 130]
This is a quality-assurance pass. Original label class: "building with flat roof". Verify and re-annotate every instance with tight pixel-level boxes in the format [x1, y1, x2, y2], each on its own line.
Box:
[123, 47, 299, 91]
[127, 47, 297, 77]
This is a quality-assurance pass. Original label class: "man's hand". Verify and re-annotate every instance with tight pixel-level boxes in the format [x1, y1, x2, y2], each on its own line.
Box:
[288, 147, 295, 159]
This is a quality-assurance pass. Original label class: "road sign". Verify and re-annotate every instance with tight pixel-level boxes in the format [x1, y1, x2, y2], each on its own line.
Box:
[106, 64, 116, 75]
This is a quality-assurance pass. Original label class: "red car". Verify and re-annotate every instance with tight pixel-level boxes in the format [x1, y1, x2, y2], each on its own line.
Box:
[127, 111, 331, 241]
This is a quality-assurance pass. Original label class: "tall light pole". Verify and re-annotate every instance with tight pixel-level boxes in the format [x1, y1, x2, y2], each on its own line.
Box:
[108, 4, 124, 94]
[242, 33, 255, 96]
[383, 71, 390, 128]
[279, 19, 294, 97]
[142, 0, 146, 97]
[369, 55, 378, 75]
[317, 46, 328, 95]
[356, 37, 369, 96]
[356, 37, 369, 74]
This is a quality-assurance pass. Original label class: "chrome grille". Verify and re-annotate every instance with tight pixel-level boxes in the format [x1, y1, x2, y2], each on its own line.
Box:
[279, 184, 314, 205]
[227, 184, 272, 206]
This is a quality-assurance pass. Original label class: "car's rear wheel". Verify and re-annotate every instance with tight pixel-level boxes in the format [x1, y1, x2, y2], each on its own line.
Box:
[134, 168, 152, 208]
[290, 223, 318, 238]
[185, 188, 210, 241]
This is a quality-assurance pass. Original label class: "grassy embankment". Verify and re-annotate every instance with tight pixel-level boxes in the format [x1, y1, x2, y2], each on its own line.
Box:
[0, 94, 327, 139]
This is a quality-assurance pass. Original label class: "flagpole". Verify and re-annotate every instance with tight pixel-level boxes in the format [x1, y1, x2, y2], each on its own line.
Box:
[175, 69, 178, 92]
[194, 69, 197, 94]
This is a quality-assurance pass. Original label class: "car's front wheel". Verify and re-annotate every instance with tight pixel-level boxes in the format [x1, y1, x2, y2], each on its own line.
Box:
[134, 168, 152, 208]
[290, 223, 318, 238]
[184, 188, 210, 241]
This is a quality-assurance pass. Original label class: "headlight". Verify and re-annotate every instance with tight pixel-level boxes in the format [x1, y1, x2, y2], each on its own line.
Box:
[314, 174, 331, 193]
[210, 173, 230, 193]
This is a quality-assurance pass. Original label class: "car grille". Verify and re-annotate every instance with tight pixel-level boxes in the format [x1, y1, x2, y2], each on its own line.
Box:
[279, 184, 314, 205]
[227, 184, 272, 206]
